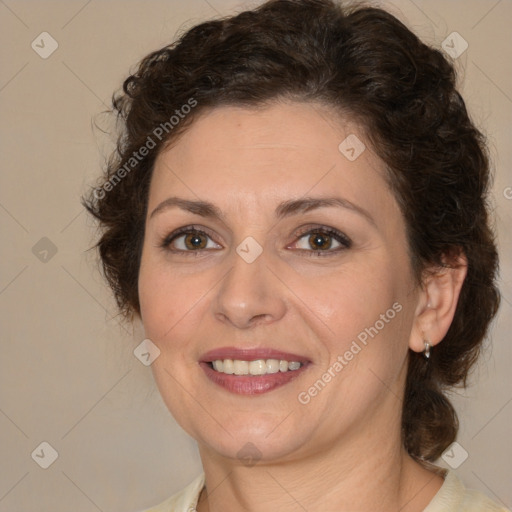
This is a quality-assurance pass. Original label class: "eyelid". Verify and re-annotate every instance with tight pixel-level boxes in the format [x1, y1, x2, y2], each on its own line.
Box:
[161, 224, 221, 251]
[289, 224, 352, 255]
[160, 223, 352, 255]
[293, 224, 351, 244]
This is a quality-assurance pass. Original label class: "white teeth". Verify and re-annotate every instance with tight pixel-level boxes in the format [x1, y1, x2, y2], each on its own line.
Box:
[222, 359, 234, 374]
[249, 360, 267, 375]
[210, 359, 303, 375]
[266, 359, 280, 374]
[234, 360, 249, 375]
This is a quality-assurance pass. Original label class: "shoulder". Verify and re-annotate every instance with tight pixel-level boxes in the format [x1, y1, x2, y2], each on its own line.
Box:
[137, 470, 510, 512]
[139, 473, 205, 512]
[424, 470, 510, 512]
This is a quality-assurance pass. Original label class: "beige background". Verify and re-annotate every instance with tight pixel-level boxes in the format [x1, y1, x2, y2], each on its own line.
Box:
[0, 0, 511, 510]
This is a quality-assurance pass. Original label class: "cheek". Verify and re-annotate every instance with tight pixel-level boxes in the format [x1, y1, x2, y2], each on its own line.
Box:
[308, 261, 412, 390]
[302, 263, 402, 341]
[138, 254, 186, 342]
[138, 258, 207, 420]
[311, 271, 410, 399]
[138, 253, 217, 359]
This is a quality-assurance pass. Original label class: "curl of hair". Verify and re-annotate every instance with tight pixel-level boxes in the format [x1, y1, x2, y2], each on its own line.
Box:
[83, 0, 500, 462]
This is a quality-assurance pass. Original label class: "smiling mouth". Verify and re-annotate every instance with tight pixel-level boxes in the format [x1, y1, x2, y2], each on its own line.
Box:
[199, 347, 310, 394]
[207, 358, 303, 376]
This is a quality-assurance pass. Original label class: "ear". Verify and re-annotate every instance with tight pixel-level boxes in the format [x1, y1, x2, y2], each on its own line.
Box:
[409, 252, 468, 353]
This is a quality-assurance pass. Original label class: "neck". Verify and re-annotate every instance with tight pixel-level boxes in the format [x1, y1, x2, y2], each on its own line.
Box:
[196, 411, 443, 512]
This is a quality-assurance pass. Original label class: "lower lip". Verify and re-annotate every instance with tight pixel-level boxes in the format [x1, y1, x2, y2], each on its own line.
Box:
[200, 362, 309, 395]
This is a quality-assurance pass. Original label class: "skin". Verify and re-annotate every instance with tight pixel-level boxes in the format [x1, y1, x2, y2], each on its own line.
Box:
[138, 101, 467, 511]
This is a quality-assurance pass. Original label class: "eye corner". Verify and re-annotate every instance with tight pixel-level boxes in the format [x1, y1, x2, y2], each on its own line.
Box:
[289, 225, 352, 256]
[159, 225, 222, 254]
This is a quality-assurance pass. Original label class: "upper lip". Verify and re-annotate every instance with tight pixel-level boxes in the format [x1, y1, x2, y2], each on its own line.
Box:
[200, 347, 310, 363]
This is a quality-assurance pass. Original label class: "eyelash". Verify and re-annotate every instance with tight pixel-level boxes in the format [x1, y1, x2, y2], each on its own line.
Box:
[160, 224, 352, 257]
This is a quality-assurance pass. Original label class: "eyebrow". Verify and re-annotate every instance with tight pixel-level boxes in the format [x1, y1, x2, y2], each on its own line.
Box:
[149, 196, 376, 226]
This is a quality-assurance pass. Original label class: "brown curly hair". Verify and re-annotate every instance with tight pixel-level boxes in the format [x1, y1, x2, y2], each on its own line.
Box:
[83, 0, 500, 463]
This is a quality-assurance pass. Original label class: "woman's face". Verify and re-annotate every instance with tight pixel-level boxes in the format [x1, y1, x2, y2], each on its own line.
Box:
[138, 101, 420, 463]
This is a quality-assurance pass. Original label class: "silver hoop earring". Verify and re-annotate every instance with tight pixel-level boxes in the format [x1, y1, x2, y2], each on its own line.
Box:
[423, 341, 431, 359]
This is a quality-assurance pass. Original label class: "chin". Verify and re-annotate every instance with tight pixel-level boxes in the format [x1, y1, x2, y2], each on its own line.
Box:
[174, 405, 304, 460]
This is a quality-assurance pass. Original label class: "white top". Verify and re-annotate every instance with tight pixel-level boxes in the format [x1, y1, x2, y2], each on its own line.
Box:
[141, 470, 510, 511]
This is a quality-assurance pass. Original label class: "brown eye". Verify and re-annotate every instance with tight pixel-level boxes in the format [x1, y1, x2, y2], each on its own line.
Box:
[308, 233, 333, 251]
[291, 227, 352, 256]
[183, 232, 208, 250]
[162, 227, 222, 253]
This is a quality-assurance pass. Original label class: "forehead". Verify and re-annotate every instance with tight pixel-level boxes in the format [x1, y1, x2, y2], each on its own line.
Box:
[149, 101, 397, 223]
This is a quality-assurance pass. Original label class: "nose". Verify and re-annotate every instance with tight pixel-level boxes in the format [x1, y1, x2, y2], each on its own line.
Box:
[212, 245, 287, 329]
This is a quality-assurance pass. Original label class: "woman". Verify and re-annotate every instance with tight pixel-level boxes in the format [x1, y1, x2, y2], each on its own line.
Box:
[85, 0, 506, 510]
